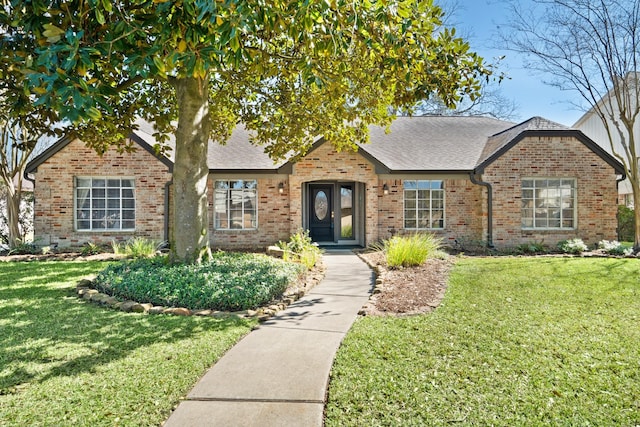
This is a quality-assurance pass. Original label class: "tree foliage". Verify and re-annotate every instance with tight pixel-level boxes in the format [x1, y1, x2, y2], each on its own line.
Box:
[504, 0, 640, 246]
[1, 0, 494, 262]
[0, 18, 60, 248]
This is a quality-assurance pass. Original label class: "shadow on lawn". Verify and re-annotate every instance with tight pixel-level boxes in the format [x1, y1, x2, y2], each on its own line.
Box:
[0, 261, 251, 395]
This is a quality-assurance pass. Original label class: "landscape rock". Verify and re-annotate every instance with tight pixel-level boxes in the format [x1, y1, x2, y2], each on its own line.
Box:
[266, 246, 285, 258]
[149, 306, 165, 315]
[120, 301, 138, 312]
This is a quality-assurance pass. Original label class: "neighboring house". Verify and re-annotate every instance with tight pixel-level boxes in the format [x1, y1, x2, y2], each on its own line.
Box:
[573, 74, 639, 205]
[25, 116, 624, 250]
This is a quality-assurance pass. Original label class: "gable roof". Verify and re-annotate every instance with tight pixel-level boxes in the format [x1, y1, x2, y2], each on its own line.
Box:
[474, 116, 625, 175]
[26, 115, 625, 177]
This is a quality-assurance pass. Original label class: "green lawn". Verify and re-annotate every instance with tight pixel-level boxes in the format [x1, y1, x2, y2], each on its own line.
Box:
[0, 261, 255, 426]
[326, 257, 640, 426]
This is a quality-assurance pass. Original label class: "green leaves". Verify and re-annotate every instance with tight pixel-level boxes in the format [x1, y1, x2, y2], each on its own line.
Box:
[94, 253, 303, 311]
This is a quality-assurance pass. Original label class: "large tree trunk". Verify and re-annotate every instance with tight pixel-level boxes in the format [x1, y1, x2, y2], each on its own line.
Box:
[6, 184, 22, 248]
[172, 76, 211, 263]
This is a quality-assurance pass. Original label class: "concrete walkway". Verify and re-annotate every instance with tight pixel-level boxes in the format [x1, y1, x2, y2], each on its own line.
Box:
[164, 250, 373, 426]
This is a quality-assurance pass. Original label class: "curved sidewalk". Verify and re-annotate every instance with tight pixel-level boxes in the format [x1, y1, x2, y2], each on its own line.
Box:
[164, 250, 373, 426]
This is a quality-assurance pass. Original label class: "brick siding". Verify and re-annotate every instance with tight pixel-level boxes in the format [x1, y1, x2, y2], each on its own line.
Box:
[32, 134, 620, 251]
[376, 178, 484, 247]
[483, 135, 619, 248]
[32, 138, 171, 248]
[208, 177, 291, 250]
[289, 142, 380, 245]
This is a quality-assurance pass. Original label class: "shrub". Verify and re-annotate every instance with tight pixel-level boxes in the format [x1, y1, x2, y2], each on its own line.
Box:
[597, 240, 634, 256]
[94, 252, 304, 311]
[112, 237, 163, 258]
[7, 241, 40, 255]
[277, 229, 323, 269]
[515, 241, 547, 254]
[384, 233, 443, 268]
[81, 242, 103, 256]
[617, 205, 635, 242]
[557, 238, 588, 254]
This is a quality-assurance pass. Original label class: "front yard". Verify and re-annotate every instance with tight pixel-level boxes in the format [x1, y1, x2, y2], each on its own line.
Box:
[2, 256, 639, 425]
[0, 261, 255, 426]
[326, 257, 640, 425]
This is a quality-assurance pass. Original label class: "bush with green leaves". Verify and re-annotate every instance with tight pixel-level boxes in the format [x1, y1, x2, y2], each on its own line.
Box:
[597, 240, 634, 256]
[112, 237, 163, 258]
[81, 241, 103, 256]
[515, 241, 547, 254]
[617, 205, 634, 242]
[557, 238, 589, 254]
[94, 252, 304, 311]
[277, 229, 323, 269]
[384, 233, 443, 268]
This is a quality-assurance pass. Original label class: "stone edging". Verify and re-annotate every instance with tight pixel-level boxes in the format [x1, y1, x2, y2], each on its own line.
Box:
[354, 253, 385, 315]
[75, 261, 326, 322]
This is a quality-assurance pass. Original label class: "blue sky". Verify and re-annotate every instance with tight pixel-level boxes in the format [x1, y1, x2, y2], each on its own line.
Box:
[452, 0, 584, 126]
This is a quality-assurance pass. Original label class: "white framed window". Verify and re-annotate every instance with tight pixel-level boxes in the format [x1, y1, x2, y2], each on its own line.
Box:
[214, 180, 257, 230]
[521, 178, 576, 229]
[75, 177, 135, 231]
[403, 180, 445, 229]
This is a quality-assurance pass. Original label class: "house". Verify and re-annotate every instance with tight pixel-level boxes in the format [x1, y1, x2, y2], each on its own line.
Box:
[25, 115, 625, 250]
[574, 99, 639, 206]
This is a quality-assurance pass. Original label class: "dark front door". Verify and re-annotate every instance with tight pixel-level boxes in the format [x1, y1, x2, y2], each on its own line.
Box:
[309, 184, 334, 242]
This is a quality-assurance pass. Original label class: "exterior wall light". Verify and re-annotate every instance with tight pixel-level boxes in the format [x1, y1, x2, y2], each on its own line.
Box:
[278, 182, 285, 194]
[383, 183, 389, 195]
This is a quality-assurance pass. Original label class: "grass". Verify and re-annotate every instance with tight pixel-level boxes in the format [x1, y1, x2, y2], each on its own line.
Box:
[326, 257, 640, 426]
[0, 261, 255, 426]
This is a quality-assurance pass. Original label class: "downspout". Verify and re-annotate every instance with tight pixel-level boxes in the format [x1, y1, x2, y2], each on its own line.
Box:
[164, 180, 172, 244]
[469, 172, 494, 249]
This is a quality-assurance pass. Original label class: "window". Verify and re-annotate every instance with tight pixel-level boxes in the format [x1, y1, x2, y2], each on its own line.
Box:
[403, 180, 444, 229]
[76, 177, 135, 231]
[214, 180, 257, 229]
[521, 178, 576, 229]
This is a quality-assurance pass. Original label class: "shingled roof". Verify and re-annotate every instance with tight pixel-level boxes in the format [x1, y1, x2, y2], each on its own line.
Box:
[26, 115, 625, 176]
[360, 116, 514, 172]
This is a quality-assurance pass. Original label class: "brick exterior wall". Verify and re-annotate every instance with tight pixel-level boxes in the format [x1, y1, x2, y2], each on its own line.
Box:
[289, 142, 380, 245]
[31, 134, 620, 251]
[482, 135, 619, 248]
[377, 178, 484, 247]
[32, 138, 171, 248]
[208, 177, 291, 250]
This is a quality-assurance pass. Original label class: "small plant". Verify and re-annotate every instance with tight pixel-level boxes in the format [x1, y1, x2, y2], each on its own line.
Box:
[597, 240, 634, 256]
[277, 229, 323, 269]
[516, 241, 547, 254]
[557, 238, 588, 254]
[81, 241, 103, 256]
[7, 241, 39, 255]
[112, 237, 163, 258]
[384, 233, 443, 268]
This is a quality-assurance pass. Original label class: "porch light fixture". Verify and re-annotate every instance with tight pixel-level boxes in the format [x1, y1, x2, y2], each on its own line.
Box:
[278, 182, 285, 194]
[383, 183, 389, 195]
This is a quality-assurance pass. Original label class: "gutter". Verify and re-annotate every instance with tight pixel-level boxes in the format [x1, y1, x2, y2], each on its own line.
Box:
[469, 173, 494, 248]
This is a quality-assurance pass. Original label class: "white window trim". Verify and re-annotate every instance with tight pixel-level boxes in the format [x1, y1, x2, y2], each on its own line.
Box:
[521, 177, 577, 231]
[402, 180, 446, 230]
[213, 179, 259, 231]
[74, 176, 136, 232]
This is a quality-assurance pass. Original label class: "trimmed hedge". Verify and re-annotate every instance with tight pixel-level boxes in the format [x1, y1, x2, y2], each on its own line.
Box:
[94, 252, 304, 311]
